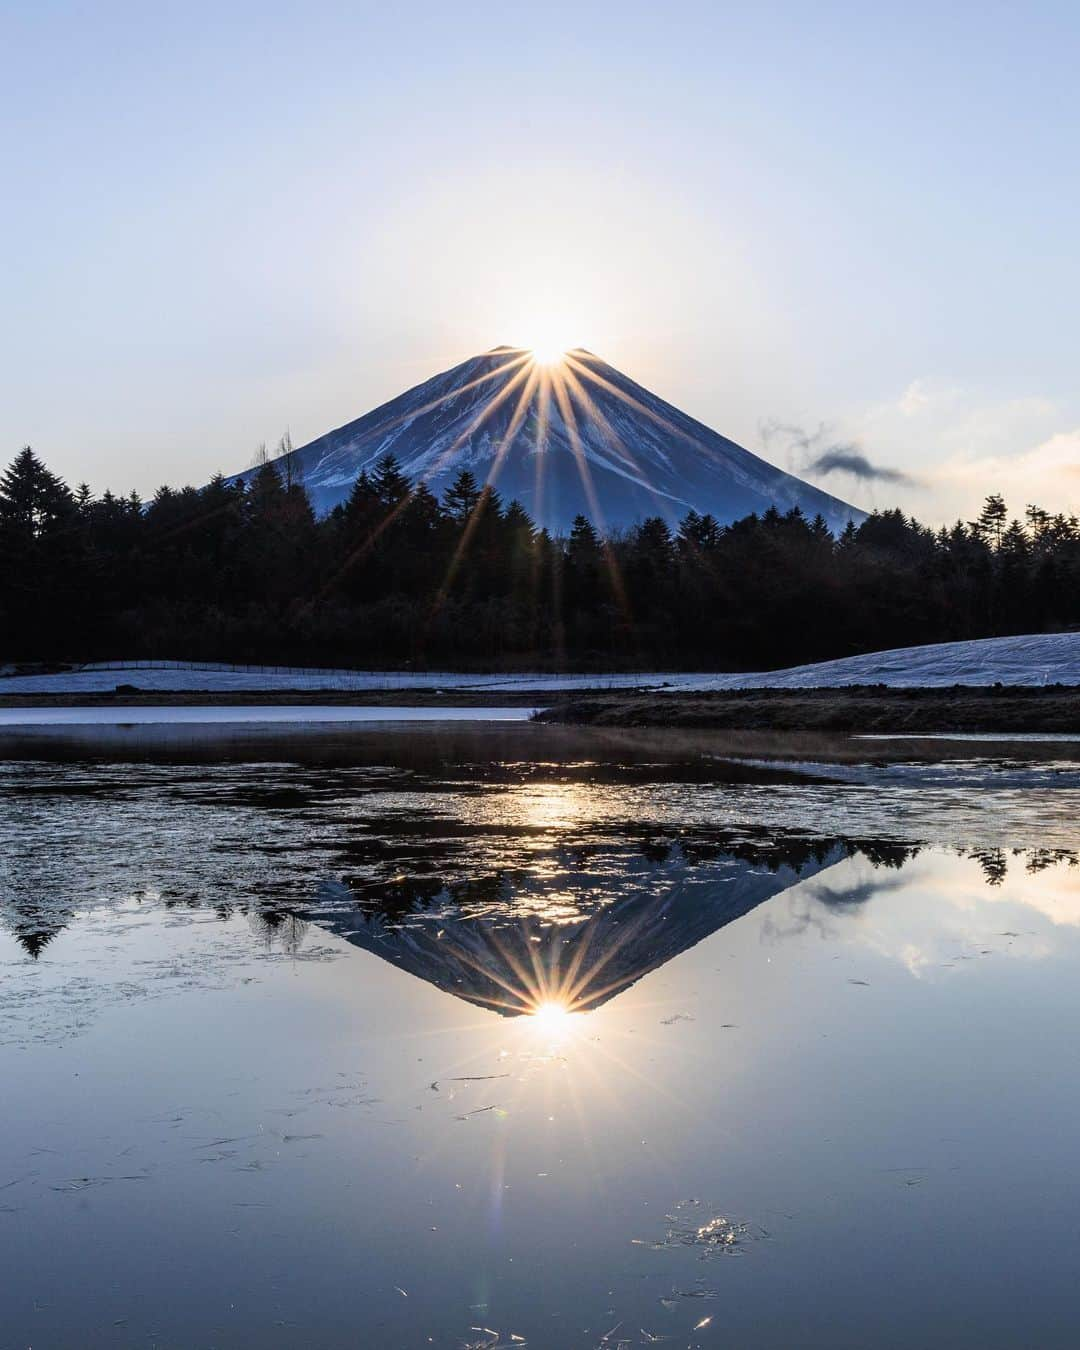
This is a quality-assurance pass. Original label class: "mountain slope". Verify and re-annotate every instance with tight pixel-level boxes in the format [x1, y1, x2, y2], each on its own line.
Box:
[226, 347, 862, 533]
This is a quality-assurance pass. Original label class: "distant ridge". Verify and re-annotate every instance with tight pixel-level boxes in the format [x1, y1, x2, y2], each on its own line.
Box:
[225, 347, 862, 533]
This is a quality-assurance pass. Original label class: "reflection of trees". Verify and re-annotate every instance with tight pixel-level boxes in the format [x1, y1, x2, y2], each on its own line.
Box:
[1, 889, 312, 960]
[1024, 848, 1079, 875]
[969, 848, 1009, 887]
[342, 834, 927, 929]
[5, 837, 1079, 963]
[248, 909, 310, 956]
[3, 896, 77, 959]
[307, 836, 926, 1016]
[15, 928, 62, 959]
[965, 847, 1079, 887]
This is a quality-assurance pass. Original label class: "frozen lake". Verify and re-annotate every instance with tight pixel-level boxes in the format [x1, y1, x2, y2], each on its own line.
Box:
[3, 727, 1080, 1348]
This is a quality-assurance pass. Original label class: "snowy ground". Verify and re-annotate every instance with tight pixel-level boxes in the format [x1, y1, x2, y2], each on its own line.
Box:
[1, 631, 1078, 695]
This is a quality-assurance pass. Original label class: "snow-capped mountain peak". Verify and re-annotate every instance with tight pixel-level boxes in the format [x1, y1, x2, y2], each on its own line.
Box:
[227, 347, 862, 533]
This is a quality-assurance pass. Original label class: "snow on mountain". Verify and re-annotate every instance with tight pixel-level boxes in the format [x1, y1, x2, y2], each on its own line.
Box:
[225, 346, 862, 533]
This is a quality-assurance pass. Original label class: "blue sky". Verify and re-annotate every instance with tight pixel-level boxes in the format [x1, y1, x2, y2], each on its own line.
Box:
[3, 0, 1079, 521]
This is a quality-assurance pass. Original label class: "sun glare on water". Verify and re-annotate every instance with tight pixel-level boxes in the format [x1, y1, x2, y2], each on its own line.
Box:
[529, 999, 576, 1032]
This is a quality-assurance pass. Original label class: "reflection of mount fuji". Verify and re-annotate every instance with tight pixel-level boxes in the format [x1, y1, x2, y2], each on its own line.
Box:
[307, 838, 902, 1017]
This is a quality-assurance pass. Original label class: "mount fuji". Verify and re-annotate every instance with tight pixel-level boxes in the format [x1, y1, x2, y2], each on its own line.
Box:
[227, 347, 862, 534]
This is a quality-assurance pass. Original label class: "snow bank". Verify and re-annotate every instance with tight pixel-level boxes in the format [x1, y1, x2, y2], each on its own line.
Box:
[685, 631, 1080, 691]
[1, 631, 1077, 695]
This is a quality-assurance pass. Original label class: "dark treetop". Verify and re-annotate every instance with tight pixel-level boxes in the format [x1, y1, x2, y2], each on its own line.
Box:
[2, 447, 1077, 670]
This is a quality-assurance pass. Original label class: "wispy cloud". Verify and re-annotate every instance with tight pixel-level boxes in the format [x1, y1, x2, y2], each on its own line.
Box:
[808, 447, 914, 484]
[761, 420, 918, 486]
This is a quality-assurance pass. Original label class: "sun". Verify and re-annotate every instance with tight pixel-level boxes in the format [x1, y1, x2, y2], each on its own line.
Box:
[512, 312, 583, 368]
[531, 341, 569, 367]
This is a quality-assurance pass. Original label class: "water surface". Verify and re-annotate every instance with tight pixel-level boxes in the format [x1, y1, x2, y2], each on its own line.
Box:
[2, 729, 1079, 1348]
[0, 705, 538, 726]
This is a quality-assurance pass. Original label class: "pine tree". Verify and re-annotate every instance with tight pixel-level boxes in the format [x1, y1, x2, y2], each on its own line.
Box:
[343, 470, 379, 526]
[677, 510, 721, 553]
[442, 470, 482, 524]
[372, 453, 411, 509]
[973, 494, 1008, 549]
[246, 462, 287, 520]
[0, 447, 75, 539]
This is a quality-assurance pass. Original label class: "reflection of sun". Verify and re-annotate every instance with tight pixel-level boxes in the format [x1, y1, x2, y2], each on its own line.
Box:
[519, 783, 589, 831]
[528, 998, 576, 1034]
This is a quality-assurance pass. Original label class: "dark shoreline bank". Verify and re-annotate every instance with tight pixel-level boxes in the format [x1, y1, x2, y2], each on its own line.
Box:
[1, 682, 1078, 734]
[536, 685, 1080, 734]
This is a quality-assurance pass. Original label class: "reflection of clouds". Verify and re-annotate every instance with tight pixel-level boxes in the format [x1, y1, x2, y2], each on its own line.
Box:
[807, 874, 910, 910]
[759, 851, 1080, 978]
[911, 852, 1080, 928]
[761, 866, 912, 943]
[892, 929, 1056, 979]
[897, 942, 935, 978]
[970, 873, 1080, 929]
[799, 852, 1076, 977]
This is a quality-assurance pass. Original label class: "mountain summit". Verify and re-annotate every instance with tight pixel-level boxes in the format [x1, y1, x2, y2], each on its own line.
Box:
[229, 347, 861, 533]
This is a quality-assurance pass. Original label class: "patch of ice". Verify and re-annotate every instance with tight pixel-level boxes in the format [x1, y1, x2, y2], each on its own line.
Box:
[0, 706, 540, 727]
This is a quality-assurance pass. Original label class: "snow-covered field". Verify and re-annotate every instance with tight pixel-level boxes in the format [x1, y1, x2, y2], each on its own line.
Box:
[692, 631, 1080, 691]
[1, 631, 1078, 696]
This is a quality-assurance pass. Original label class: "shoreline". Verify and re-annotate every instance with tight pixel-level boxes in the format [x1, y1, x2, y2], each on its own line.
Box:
[0, 683, 1078, 736]
[0, 688, 545, 709]
[534, 685, 1080, 734]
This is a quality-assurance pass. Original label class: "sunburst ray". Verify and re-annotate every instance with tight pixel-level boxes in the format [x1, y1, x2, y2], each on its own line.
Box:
[558, 362, 682, 520]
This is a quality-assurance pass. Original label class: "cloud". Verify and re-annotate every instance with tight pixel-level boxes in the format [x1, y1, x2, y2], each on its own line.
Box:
[931, 428, 1080, 514]
[762, 384, 1080, 522]
[808, 447, 914, 484]
[760, 420, 918, 487]
[770, 380, 1080, 523]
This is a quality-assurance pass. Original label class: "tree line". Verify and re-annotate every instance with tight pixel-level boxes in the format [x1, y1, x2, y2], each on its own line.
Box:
[2, 444, 1078, 670]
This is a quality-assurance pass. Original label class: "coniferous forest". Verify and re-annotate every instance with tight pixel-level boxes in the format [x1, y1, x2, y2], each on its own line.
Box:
[2, 444, 1078, 671]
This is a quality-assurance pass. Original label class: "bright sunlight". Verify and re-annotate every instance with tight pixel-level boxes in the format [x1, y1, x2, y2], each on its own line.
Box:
[528, 998, 577, 1033]
[530, 341, 569, 367]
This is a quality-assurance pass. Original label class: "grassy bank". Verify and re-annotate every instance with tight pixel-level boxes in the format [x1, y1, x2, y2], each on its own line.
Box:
[535, 685, 1080, 734]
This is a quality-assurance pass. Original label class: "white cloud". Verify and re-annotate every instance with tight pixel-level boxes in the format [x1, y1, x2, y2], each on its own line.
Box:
[828, 380, 1080, 522]
[934, 429, 1080, 516]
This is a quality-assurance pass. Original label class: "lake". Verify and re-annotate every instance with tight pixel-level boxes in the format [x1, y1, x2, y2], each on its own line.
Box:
[3, 724, 1080, 1348]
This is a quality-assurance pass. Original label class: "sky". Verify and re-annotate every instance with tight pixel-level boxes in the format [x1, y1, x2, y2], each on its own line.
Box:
[2, 0, 1079, 524]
